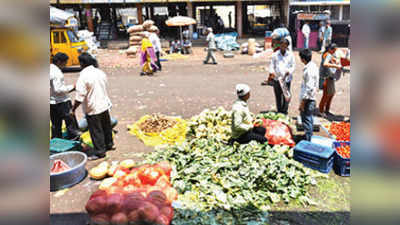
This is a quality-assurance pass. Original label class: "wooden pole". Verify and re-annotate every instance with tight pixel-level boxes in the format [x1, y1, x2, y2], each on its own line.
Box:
[86, 5, 94, 32]
[137, 3, 143, 24]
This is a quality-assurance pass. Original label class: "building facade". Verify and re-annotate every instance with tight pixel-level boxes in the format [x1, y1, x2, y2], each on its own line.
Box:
[49, 0, 291, 38]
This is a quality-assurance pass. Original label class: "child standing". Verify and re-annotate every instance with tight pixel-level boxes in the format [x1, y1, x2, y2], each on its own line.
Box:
[298, 49, 319, 141]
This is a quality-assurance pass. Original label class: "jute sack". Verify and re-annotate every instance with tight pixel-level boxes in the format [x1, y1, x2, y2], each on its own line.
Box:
[127, 25, 144, 33]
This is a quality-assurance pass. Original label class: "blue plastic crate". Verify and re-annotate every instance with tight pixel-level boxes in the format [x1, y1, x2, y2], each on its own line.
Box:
[50, 138, 81, 154]
[333, 141, 351, 177]
[294, 140, 335, 173]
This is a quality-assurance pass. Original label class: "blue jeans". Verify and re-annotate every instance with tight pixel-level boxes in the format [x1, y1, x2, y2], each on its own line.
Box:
[304, 36, 309, 49]
[301, 100, 315, 141]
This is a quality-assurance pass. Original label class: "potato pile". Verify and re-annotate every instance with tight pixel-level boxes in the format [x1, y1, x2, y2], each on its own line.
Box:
[126, 20, 159, 58]
[138, 114, 178, 133]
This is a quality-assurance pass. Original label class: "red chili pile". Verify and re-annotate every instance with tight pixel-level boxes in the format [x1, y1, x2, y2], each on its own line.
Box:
[336, 144, 350, 158]
[329, 122, 350, 141]
[86, 162, 177, 225]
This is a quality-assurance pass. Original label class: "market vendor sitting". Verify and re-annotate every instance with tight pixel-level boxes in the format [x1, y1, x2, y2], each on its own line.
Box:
[230, 84, 268, 144]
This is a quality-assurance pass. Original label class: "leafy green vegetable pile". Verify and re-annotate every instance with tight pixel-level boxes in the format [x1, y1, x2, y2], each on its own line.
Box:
[142, 108, 324, 225]
[256, 112, 291, 125]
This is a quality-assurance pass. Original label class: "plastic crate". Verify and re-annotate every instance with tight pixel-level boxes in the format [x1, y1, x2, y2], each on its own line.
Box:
[50, 138, 81, 154]
[333, 141, 351, 177]
[294, 140, 335, 173]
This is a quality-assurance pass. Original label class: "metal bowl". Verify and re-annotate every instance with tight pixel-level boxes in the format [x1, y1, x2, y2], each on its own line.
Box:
[50, 151, 87, 191]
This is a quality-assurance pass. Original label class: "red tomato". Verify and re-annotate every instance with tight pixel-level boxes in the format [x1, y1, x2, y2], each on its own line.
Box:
[155, 161, 172, 177]
[138, 166, 164, 185]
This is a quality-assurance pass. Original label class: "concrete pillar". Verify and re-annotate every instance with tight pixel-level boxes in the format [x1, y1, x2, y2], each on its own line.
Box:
[187, 2, 194, 36]
[150, 6, 154, 20]
[236, 1, 243, 37]
[137, 4, 143, 24]
[339, 5, 343, 21]
[85, 5, 94, 32]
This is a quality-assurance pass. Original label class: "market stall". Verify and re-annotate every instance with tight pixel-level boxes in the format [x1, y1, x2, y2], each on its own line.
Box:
[293, 12, 330, 50]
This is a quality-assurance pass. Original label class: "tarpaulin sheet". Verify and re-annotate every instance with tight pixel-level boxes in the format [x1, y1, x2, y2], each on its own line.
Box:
[214, 32, 240, 51]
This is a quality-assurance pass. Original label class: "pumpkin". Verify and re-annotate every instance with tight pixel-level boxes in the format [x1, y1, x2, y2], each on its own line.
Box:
[89, 166, 108, 180]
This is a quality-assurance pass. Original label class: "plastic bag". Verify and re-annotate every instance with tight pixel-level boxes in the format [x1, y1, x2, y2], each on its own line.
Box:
[127, 115, 187, 147]
[263, 119, 295, 147]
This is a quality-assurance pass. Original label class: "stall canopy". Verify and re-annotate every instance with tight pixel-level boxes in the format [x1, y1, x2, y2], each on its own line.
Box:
[166, 16, 196, 44]
[50, 6, 75, 25]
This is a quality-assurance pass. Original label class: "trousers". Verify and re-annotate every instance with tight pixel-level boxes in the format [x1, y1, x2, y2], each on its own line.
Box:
[301, 100, 315, 141]
[236, 127, 268, 144]
[86, 110, 113, 155]
[319, 79, 335, 113]
[273, 80, 291, 114]
[204, 48, 217, 63]
[155, 51, 162, 71]
[50, 100, 79, 139]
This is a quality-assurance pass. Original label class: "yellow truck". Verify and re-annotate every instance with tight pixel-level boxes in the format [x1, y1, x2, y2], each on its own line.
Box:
[50, 7, 88, 67]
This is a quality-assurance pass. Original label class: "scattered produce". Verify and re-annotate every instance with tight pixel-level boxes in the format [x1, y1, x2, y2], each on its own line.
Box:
[138, 114, 178, 133]
[89, 162, 110, 180]
[50, 159, 70, 174]
[329, 122, 350, 141]
[145, 139, 323, 224]
[120, 159, 135, 169]
[336, 144, 350, 158]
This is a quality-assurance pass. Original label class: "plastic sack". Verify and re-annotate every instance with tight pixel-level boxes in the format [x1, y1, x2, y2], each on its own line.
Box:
[81, 131, 115, 148]
[263, 119, 295, 147]
[127, 115, 187, 147]
[127, 25, 144, 33]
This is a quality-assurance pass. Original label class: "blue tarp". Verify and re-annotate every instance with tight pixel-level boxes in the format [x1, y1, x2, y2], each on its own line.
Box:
[214, 32, 240, 51]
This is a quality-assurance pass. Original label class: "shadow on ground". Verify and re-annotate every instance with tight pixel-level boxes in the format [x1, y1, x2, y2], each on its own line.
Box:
[50, 210, 350, 225]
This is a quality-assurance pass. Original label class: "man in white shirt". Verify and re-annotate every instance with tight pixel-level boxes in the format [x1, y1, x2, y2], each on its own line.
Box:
[50, 52, 80, 140]
[72, 53, 113, 160]
[268, 38, 296, 114]
[299, 49, 319, 141]
[302, 21, 311, 49]
[149, 28, 162, 71]
[318, 21, 325, 51]
[204, 27, 217, 65]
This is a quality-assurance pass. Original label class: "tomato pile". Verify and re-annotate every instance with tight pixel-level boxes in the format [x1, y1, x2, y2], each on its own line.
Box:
[336, 144, 350, 158]
[329, 122, 350, 141]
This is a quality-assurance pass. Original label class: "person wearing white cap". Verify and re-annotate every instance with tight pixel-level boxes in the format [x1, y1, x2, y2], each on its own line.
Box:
[230, 84, 268, 144]
[203, 27, 217, 65]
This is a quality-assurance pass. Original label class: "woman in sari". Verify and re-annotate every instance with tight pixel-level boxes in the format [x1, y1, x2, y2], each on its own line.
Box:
[139, 33, 158, 76]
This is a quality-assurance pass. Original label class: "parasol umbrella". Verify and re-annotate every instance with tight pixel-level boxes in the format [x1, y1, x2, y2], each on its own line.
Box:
[165, 16, 196, 46]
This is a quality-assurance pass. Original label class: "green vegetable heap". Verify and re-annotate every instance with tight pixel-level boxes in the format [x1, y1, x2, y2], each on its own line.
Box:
[143, 108, 324, 225]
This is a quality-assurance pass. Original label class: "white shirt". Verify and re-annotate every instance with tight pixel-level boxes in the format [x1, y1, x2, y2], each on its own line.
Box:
[302, 23, 311, 38]
[75, 66, 112, 116]
[269, 50, 296, 83]
[149, 33, 161, 53]
[300, 61, 319, 101]
[50, 64, 74, 104]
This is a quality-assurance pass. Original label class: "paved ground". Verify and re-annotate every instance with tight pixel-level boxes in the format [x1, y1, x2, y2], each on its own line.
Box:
[51, 47, 350, 225]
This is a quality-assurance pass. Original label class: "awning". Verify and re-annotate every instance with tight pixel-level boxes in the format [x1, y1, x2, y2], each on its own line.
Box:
[291, 1, 350, 6]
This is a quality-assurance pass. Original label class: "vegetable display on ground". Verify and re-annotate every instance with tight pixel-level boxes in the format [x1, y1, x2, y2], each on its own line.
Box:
[138, 114, 178, 133]
[86, 162, 177, 225]
[328, 122, 350, 141]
